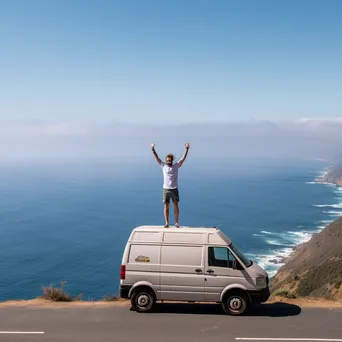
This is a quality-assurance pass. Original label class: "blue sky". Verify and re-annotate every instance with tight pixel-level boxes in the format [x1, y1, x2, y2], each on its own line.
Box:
[1, 0, 341, 123]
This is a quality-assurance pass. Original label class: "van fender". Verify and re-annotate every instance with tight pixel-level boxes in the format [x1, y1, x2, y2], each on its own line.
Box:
[128, 281, 158, 299]
[220, 284, 249, 302]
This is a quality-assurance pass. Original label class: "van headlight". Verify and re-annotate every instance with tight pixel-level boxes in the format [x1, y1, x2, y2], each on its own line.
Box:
[256, 277, 266, 288]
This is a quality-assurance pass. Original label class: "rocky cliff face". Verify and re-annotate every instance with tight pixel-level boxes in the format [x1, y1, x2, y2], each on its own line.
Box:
[271, 217, 342, 299]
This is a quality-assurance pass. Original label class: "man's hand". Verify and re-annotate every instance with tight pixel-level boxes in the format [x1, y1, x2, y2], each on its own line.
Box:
[151, 141, 162, 165]
[179, 142, 190, 167]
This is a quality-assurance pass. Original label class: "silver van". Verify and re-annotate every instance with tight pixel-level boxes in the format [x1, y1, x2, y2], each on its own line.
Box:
[119, 226, 270, 315]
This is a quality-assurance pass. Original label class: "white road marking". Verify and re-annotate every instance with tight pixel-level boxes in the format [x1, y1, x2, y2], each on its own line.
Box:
[236, 339, 342, 341]
[0, 331, 45, 334]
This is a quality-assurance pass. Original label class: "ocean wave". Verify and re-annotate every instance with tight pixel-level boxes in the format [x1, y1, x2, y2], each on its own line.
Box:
[323, 210, 342, 216]
[319, 169, 328, 175]
[314, 170, 328, 178]
[287, 231, 312, 244]
[312, 204, 342, 209]
[306, 181, 336, 187]
[265, 239, 287, 246]
[255, 229, 313, 248]
[250, 229, 315, 276]
[250, 224, 326, 276]
[248, 247, 294, 277]
[287, 231, 310, 237]
[316, 225, 327, 230]
[324, 183, 338, 187]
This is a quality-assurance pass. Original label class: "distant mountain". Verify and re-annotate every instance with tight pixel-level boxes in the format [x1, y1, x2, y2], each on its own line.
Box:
[271, 217, 342, 299]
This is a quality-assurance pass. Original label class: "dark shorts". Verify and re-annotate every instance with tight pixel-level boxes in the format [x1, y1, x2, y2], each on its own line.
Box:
[163, 188, 179, 204]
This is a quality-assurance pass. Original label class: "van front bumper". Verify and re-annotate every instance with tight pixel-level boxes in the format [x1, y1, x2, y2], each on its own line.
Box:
[247, 286, 270, 304]
[120, 285, 132, 299]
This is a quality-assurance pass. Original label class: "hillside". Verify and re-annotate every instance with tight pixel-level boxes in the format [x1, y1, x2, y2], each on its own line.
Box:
[315, 165, 342, 186]
[271, 217, 342, 299]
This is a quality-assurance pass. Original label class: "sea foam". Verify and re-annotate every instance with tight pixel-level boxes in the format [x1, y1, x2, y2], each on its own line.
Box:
[323, 210, 342, 216]
[312, 204, 342, 208]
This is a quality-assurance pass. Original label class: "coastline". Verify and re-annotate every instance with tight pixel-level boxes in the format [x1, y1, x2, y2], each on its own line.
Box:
[268, 164, 342, 301]
[268, 164, 342, 275]
[314, 164, 342, 187]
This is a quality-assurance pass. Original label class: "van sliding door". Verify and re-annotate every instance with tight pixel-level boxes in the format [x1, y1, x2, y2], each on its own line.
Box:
[160, 245, 205, 301]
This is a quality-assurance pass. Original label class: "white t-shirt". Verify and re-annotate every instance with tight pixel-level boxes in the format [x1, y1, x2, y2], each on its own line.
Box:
[161, 162, 180, 189]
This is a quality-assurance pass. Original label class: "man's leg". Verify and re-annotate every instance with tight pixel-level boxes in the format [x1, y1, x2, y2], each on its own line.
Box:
[163, 188, 171, 227]
[173, 201, 179, 227]
[172, 188, 180, 227]
[164, 203, 170, 227]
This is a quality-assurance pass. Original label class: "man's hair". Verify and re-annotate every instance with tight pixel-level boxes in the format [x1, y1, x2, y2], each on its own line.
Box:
[166, 153, 175, 161]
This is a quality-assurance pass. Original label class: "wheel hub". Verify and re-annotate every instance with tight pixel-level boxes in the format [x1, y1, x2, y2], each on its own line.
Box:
[137, 294, 150, 307]
[229, 297, 242, 310]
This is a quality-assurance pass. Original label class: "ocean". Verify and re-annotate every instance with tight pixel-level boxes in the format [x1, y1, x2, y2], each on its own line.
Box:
[0, 157, 341, 301]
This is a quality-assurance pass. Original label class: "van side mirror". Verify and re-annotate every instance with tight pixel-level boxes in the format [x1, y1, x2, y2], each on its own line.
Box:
[232, 260, 242, 270]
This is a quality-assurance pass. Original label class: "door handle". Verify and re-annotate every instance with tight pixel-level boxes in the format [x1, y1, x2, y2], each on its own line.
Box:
[195, 269, 203, 273]
[207, 269, 214, 274]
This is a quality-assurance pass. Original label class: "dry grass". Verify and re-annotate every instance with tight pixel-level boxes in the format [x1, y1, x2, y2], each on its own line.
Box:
[40, 281, 83, 302]
[103, 294, 120, 302]
[271, 289, 296, 299]
[297, 260, 342, 297]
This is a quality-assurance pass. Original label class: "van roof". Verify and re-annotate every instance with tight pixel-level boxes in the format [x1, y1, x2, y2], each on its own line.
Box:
[134, 225, 221, 234]
[131, 225, 232, 245]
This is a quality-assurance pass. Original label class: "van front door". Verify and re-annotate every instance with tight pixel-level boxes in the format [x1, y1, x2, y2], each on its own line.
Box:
[160, 245, 205, 301]
[204, 246, 244, 301]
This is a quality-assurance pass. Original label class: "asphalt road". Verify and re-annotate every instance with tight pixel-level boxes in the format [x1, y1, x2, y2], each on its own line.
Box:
[1, 302, 342, 342]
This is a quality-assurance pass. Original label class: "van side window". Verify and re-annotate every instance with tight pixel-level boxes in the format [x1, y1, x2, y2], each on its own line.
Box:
[208, 247, 236, 268]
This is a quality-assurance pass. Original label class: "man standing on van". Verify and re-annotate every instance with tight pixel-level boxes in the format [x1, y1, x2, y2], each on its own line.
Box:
[151, 142, 190, 228]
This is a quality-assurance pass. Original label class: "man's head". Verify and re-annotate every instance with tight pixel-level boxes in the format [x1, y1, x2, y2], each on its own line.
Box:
[165, 153, 175, 166]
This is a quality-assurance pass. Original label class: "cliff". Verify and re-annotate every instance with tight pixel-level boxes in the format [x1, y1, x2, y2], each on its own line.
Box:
[315, 165, 342, 186]
[271, 217, 342, 299]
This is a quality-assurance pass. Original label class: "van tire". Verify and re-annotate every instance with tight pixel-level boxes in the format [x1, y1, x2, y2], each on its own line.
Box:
[222, 290, 249, 315]
[131, 288, 155, 313]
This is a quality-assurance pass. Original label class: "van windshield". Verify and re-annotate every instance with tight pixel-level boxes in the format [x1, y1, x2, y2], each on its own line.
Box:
[229, 243, 252, 268]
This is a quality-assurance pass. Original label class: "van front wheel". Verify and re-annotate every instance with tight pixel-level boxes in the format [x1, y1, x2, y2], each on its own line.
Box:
[222, 291, 249, 315]
[131, 289, 155, 313]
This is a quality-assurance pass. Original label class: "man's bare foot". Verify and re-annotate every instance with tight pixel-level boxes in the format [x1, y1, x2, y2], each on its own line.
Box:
[175, 223, 179, 228]
[164, 224, 169, 228]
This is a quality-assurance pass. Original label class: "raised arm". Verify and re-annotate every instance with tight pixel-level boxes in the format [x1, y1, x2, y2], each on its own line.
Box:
[151, 142, 162, 165]
[178, 142, 190, 167]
